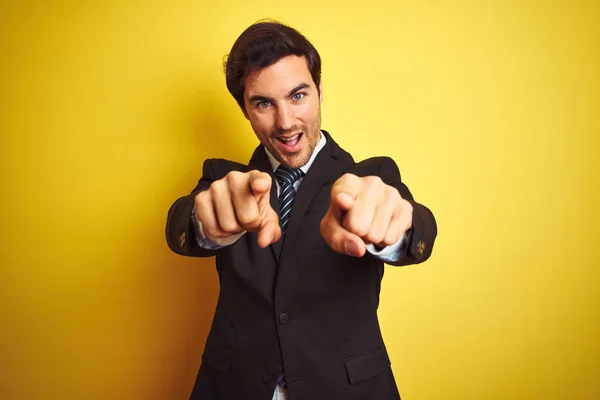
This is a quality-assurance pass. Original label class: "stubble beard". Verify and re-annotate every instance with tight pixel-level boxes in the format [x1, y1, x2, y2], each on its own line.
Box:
[274, 108, 321, 169]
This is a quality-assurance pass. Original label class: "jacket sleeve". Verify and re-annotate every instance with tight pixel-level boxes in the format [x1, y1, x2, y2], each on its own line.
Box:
[165, 158, 246, 258]
[358, 156, 437, 267]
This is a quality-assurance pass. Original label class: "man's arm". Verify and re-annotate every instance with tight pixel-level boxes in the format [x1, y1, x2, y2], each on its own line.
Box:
[371, 156, 436, 266]
[166, 158, 224, 257]
[166, 158, 245, 257]
[166, 189, 217, 257]
[320, 157, 437, 266]
[166, 158, 281, 257]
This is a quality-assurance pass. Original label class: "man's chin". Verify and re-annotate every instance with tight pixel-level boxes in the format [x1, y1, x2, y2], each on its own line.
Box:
[279, 153, 310, 169]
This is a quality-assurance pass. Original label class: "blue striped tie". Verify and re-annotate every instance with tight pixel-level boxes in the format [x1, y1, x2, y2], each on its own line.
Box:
[274, 165, 305, 234]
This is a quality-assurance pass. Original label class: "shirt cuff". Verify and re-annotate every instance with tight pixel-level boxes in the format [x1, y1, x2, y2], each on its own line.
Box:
[366, 231, 407, 263]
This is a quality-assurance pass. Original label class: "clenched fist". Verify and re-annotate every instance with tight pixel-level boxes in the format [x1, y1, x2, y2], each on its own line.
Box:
[320, 174, 413, 257]
[194, 170, 281, 248]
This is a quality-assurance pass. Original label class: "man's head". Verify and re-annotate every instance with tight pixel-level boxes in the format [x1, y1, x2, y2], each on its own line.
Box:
[224, 21, 323, 168]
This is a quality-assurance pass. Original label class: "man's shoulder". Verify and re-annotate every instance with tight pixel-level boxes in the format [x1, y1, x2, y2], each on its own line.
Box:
[201, 158, 249, 179]
[354, 156, 399, 177]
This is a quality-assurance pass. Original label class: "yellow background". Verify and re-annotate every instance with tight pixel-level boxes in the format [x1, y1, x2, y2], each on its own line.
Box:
[1, 1, 598, 399]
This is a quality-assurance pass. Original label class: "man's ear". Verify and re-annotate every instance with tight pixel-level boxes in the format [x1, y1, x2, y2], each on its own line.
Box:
[319, 81, 323, 103]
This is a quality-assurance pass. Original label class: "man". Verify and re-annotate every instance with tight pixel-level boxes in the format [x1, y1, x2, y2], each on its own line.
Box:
[166, 20, 437, 400]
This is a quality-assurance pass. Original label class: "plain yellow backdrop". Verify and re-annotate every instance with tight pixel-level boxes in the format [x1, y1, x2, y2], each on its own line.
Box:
[1, 1, 598, 399]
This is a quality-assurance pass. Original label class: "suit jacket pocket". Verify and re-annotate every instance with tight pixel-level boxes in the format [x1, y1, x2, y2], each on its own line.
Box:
[202, 346, 232, 373]
[344, 348, 390, 384]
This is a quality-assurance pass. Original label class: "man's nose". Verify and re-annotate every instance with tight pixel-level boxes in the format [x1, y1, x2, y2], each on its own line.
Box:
[275, 104, 294, 131]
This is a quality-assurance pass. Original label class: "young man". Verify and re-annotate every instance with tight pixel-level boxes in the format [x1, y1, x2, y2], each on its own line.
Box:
[166, 21, 437, 400]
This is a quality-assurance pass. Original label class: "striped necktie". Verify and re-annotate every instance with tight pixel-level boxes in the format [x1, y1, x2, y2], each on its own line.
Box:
[274, 165, 305, 234]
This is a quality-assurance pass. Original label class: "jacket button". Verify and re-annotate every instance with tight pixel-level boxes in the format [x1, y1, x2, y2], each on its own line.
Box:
[278, 313, 290, 325]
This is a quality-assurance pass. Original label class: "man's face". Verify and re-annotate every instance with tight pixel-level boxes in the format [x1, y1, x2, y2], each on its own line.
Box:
[243, 55, 322, 169]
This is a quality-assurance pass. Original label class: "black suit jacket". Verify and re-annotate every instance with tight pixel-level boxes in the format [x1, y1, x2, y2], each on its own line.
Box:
[166, 131, 437, 400]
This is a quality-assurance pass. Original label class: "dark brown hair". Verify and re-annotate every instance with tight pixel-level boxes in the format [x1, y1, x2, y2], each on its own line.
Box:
[224, 20, 322, 111]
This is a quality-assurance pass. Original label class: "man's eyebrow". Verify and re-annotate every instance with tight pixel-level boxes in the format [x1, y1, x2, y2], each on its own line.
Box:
[248, 94, 273, 104]
[248, 83, 311, 104]
[286, 83, 310, 97]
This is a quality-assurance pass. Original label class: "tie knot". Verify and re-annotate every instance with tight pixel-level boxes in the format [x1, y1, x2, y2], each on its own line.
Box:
[274, 165, 305, 185]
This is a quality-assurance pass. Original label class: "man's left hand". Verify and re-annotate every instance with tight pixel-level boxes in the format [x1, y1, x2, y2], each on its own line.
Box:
[320, 174, 413, 257]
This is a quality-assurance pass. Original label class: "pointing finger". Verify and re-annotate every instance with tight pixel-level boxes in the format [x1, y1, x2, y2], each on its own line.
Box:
[257, 207, 282, 248]
[331, 173, 362, 207]
[249, 170, 272, 196]
[320, 209, 366, 258]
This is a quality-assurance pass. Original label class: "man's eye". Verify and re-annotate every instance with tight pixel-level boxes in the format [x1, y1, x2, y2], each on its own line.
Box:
[257, 101, 270, 109]
[292, 93, 305, 101]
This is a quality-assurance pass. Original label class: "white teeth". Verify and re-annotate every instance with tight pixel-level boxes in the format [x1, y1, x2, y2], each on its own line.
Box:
[280, 134, 300, 142]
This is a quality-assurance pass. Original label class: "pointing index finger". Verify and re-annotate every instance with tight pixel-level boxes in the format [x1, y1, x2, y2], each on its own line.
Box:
[331, 173, 362, 211]
[249, 170, 272, 197]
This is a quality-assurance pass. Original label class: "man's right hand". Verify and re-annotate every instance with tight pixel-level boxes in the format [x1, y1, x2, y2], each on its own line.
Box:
[194, 170, 281, 248]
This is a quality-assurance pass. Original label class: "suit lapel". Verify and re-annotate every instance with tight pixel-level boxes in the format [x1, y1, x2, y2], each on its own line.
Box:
[247, 145, 282, 262]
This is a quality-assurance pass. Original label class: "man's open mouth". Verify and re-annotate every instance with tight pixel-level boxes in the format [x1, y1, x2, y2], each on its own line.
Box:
[276, 132, 303, 149]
